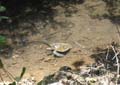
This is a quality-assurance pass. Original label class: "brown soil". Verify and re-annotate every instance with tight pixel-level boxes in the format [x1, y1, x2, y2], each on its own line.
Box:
[0, 0, 120, 82]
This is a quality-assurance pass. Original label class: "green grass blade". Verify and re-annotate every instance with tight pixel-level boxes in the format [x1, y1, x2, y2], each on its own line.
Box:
[9, 82, 16, 85]
[0, 59, 4, 68]
[0, 5, 6, 12]
[0, 35, 7, 46]
[20, 67, 26, 79]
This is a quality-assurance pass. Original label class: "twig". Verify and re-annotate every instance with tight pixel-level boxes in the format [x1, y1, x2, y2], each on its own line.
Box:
[111, 45, 118, 60]
[0, 72, 4, 84]
[111, 45, 120, 85]
[114, 52, 120, 85]
[112, 52, 119, 60]
[111, 45, 117, 53]
[105, 46, 110, 69]
[2, 68, 15, 82]
[106, 46, 109, 60]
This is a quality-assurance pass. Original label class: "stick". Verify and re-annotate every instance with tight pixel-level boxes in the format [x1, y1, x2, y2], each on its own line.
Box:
[112, 52, 119, 60]
[106, 46, 109, 60]
[111, 45, 118, 60]
[0, 72, 4, 84]
[111, 45, 120, 85]
[2, 68, 15, 82]
[105, 46, 110, 69]
[114, 52, 120, 85]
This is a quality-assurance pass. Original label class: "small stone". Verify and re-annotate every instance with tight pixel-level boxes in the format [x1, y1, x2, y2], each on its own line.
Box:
[12, 54, 19, 58]
[44, 57, 53, 62]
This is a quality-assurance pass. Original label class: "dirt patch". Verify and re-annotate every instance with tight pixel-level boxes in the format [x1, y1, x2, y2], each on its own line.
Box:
[0, 0, 120, 82]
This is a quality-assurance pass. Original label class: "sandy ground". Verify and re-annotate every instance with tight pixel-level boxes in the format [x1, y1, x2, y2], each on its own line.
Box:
[0, 0, 120, 82]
